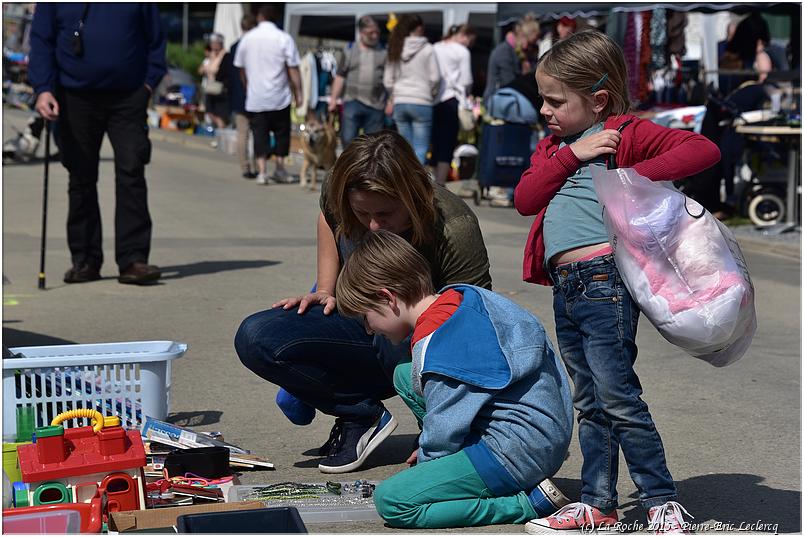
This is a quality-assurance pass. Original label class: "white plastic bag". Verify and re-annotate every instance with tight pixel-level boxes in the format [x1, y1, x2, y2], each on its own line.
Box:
[591, 167, 756, 366]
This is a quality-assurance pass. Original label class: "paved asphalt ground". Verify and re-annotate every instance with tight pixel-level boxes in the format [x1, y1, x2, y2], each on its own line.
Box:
[2, 107, 800, 533]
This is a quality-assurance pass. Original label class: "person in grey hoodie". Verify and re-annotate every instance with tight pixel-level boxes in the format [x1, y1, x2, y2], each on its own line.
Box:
[383, 14, 441, 165]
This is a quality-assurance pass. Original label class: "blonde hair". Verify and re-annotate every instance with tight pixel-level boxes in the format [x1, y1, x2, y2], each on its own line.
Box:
[537, 30, 631, 117]
[516, 13, 540, 41]
[326, 131, 436, 247]
[336, 230, 435, 317]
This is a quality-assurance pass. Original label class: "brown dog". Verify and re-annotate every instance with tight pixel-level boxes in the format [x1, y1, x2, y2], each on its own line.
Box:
[299, 116, 337, 191]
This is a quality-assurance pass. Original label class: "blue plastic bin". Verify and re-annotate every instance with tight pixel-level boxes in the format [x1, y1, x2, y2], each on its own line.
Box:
[177, 507, 308, 533]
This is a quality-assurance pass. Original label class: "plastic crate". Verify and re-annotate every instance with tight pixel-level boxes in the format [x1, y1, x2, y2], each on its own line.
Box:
[177, 507, 307, 534]
[216, 128, 254, 158]
[3, 509, 81, 533]
[3, 341, 187, 439]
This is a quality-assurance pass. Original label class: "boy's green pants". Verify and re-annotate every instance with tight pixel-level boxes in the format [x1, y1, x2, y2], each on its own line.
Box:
[374, 362, 538, 529]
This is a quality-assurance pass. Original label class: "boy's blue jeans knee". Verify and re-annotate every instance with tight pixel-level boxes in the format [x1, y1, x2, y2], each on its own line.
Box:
[550, 254, 677, 512]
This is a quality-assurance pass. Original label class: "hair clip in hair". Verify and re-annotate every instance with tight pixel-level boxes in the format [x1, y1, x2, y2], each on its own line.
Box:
[591, 73, 609, 92]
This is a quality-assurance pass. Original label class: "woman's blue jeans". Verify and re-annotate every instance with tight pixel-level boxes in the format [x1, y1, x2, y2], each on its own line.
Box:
[549, 255, 677, 511]
[393, 103, 432, 165]
[234, 305, 408, 423]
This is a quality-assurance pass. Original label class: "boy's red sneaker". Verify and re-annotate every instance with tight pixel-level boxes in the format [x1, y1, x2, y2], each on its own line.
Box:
[647, 502, 694, 534]
[525, 502, 619, 534]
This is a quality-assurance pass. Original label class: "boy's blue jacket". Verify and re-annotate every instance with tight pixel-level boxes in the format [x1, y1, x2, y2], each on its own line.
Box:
[411, 284, 574, 494]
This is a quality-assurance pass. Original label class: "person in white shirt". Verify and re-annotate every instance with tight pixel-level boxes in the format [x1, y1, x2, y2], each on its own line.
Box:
[233, 5, 303, 184]
[431, 24, 476, 185]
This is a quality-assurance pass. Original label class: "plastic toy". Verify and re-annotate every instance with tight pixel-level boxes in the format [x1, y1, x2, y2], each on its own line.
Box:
[8, 408, 147, 528]
[3, 494, 104, 532]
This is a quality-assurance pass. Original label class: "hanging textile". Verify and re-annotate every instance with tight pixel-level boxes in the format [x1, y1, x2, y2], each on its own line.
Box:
[623, 12, 639, 101]
[319, 50, 337, 75]
[299, 51, 316, 117]
[638, 11, 652, 102]
[666, 10, 687, 57]
[606, 11, 628, 46]
[650, 8, 667, 69]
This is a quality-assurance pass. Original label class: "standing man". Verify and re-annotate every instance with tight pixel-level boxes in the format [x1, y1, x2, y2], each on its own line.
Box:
[327, 16, 387, 148]
[227, 14, 258, 180]
[29, 3, 166, 285]
[234, 5, 303, 185]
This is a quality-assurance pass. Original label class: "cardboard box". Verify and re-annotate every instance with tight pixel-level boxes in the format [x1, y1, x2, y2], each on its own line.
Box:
[109, 501, 264, 532]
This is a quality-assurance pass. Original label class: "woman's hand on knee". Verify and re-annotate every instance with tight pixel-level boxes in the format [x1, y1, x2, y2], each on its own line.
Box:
[272, 291, 337, 315]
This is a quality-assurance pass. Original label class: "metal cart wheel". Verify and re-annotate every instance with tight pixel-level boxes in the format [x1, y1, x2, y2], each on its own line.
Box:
[748, 189, 786, 226]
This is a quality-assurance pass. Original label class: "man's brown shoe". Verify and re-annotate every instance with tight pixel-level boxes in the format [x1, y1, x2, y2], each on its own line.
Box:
[63, 264, 101, 284]
[118, 262, 161, 285]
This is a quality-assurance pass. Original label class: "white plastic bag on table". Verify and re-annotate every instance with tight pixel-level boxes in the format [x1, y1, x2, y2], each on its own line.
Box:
[591, 166, 756, 366]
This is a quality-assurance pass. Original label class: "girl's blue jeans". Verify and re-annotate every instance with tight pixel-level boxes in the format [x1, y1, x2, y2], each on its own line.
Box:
[549, 254, 677, 512]
[234, 305, 408, 422]
[392, 103, 432, 165]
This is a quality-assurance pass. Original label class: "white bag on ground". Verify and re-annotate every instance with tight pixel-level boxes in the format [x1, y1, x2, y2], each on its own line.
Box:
[591, 167, 756, 366]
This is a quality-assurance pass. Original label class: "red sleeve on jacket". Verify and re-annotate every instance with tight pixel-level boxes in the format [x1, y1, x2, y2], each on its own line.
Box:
[629, 120, 721, 181]
[514, 141, 581, 216]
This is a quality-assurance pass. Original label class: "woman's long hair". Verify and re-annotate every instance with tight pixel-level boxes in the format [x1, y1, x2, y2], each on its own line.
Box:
[725, 13, 770, 63]
[387, 14, 424, 63]
[441, 23, 476, 42]
[326, 130, 435, 247]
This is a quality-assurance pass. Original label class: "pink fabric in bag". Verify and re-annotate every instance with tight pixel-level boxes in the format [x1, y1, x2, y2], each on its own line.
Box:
[592, 167, 756, 367]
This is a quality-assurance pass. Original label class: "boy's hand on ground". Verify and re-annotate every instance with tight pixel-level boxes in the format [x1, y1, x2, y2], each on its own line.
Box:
[406, 448, 418, 466]
[272, 291, 336, 315]
[569, 129, 621, 162]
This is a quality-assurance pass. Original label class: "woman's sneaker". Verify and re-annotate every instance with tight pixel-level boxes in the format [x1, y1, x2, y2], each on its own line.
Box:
[647, 502, 693, 534]
[525, 502, 619, 534]
[528, 479, 571, 517]
[318, 409, 397, 474]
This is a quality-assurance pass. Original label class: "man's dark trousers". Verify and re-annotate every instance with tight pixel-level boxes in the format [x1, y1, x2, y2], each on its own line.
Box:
[58, 86, 153, 271]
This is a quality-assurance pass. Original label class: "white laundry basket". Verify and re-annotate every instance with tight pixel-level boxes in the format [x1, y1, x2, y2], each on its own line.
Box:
[216, 127, 254, 159]
[3, 341, 187, 439]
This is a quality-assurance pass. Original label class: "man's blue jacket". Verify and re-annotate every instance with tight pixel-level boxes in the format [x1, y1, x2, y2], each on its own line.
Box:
[28, 3, 166, 95]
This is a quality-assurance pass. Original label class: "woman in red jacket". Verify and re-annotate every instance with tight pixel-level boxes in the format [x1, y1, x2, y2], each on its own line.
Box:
[515, 31, 720, 535]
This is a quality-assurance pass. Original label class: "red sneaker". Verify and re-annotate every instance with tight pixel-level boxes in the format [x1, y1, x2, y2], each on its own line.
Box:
[647, 502, 694, 534]
[525, 502, 619, 534]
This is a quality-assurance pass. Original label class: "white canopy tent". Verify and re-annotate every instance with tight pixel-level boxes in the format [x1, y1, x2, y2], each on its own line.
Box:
[213, 3, 244, 52]
[282, 3, 497, 41]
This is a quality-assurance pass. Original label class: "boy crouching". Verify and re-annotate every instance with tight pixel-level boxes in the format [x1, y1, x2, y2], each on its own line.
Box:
[335, 230, 574, 529]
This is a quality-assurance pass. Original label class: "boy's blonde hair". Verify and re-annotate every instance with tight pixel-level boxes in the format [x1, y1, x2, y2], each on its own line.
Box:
[537, 30, 631, 117]
[336, 230, 435, 318]
[327, 131, 436, 248]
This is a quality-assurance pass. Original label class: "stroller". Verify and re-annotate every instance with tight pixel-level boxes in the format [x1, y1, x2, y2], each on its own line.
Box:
[474, 72, 542, 207]
[680, 81, 791, 225]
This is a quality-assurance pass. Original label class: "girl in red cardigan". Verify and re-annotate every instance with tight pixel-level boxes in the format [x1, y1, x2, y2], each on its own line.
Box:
[516, 31, 720, 535]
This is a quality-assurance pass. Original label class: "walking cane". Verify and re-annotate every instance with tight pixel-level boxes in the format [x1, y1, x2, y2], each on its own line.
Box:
[38, 121, 51, 290]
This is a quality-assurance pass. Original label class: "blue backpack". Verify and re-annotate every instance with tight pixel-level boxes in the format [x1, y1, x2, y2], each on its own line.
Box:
[487, 88, 539, 125]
